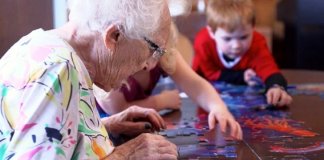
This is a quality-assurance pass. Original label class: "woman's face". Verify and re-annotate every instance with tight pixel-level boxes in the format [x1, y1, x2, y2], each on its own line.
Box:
[95, 10, 171, 91]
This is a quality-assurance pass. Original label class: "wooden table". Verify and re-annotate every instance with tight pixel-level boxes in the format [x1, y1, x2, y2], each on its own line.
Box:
[158, 69, 324, 159]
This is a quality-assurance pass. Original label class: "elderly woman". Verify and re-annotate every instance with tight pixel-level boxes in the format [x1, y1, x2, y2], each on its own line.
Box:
[0, 0, 178, 159]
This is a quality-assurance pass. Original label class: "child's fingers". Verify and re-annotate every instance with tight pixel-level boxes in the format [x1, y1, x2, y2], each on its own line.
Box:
[277, 92, 287, 106]
[218, 118, 226, 133]
[237, 122, 243, 140]
[208, 114, 217, 130]
[233, 121, 243, 140]
[228, 120, 240, 140]
[266, 91, 273, 104]
[267, 89, 286, 105]
[272, 92, 281, 105]
[277, 92, 292, 106]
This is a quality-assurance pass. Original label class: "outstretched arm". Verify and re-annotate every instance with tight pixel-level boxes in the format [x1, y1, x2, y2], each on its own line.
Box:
[170, 50, 242, 140]
[94, 84, 181, 115]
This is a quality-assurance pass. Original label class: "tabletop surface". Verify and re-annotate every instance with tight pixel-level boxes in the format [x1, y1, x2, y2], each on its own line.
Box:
[156, 69, 324, 159]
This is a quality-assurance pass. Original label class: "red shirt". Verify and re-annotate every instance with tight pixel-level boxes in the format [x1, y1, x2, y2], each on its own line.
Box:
[193, 27, 280, 82]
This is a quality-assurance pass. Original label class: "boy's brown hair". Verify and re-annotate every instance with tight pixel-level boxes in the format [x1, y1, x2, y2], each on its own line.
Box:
[206, 0, 255, 32]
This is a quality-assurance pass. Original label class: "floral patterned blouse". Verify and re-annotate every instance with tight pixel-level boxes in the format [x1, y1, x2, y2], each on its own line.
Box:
[0, 29, 114, 159]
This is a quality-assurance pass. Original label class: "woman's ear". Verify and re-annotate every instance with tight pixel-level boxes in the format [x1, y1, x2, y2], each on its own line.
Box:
[103, 24, 121, 52]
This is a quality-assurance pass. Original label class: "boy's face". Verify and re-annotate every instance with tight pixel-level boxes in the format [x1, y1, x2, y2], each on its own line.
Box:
[214, 24, 253, 59]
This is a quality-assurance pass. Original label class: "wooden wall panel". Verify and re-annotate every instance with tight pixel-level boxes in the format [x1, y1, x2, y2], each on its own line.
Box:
[0, 0, 53, 57]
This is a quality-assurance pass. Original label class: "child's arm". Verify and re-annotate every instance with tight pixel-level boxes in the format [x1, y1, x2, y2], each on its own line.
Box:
[95, 86, 181, 114]
[171, 50, 242, 140]
[248, 32, 292, 106]
[265, 73, 287, 91]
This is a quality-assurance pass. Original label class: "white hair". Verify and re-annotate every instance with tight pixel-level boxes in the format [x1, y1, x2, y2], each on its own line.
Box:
[67, 0, 167, 39]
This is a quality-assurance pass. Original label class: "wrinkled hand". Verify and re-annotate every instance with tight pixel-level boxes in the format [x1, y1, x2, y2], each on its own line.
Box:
[208, 109, 243, 140]
[266, 86, 293, 107]
[156, 89, 181, 110]
[106, 133, 178, 160]
[244, 69, 258, 86]
[102, 106, 166, 137]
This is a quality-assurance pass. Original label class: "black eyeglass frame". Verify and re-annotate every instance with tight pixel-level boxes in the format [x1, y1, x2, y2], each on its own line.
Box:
[143, 37, 167, 60]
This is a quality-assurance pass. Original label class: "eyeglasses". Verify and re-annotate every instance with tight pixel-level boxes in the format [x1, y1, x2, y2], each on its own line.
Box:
[143, 37, 166, 60]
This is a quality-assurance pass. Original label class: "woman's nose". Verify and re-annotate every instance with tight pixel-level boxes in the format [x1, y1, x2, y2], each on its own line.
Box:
[143, 58, 158, 71]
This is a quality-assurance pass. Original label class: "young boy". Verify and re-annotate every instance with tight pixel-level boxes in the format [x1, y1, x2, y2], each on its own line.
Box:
[193, 0, 292, 107]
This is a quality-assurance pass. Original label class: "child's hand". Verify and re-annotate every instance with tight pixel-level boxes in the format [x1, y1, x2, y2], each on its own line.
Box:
[244, 69, 258, 86]
[156, 89, 181, 110]
[208, 109, 242, 140]
[266, 85, 292, 107]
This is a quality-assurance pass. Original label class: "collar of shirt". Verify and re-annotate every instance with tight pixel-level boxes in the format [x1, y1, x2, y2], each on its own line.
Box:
[216, 47, 241, 69]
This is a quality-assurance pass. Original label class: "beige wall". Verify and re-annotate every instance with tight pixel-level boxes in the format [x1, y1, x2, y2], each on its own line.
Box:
[253, 0, 279, 28]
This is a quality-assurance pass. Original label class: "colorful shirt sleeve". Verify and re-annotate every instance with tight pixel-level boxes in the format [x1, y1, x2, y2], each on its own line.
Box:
[0, 29, 114, 160]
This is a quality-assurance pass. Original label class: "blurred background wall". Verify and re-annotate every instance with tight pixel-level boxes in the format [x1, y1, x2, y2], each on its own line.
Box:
[0, 0, 67, 57]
